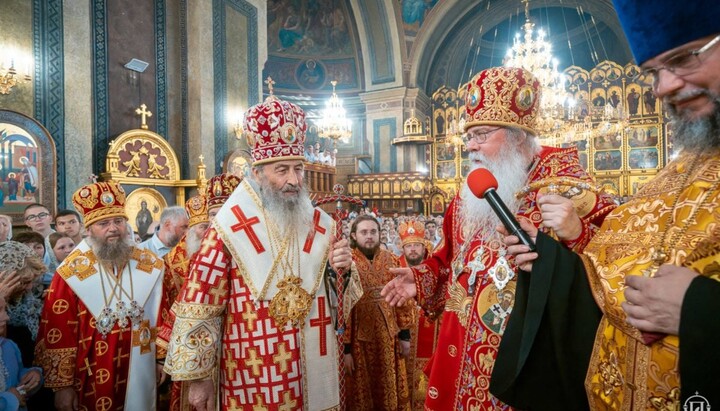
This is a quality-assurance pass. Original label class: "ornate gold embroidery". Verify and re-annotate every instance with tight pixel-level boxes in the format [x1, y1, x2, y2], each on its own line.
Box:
[133, 248, 164, 273]
[445, 282, 473, 327]
[648, 388, 680, 410]
[58, 250, 97, 281]
[598, 351, 624, 396]
[164, 307, 223, 380]
[269, 276, 313, 327]
[39, 346, 77, 388]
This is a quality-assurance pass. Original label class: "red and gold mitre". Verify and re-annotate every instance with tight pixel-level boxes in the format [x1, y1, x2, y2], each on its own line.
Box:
[463, 66, 541, 135]
[207, 173, 241, 210]
[185, 195, 208, 228]
[399, 220, 426, 246]
[71, 180, 128, 228]
[243, 91, 306, 166]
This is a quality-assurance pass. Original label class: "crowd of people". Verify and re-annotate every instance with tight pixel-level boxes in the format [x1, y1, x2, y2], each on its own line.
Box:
[0, 0, 718, 408]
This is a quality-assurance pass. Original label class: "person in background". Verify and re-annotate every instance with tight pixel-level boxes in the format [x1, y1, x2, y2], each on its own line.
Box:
[345, 215, 411, 410]
[11, 232, 45, 261]
[0, 215, 12, 243]
[0, 294, 43, 411]
[54, 209, 83, 246]
[47, 232, 76, 268]
[139, 206, 189, 258]
[0, 241, 51, 409]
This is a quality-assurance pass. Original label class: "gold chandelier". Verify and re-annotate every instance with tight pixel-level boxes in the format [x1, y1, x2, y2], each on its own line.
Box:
[318, 80, 352, 145]
[0, 48, 32, 95]
[504, 0, 571, 137]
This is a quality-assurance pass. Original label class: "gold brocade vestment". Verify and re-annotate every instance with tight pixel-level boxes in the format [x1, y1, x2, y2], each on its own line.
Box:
[345, 248, 413, 410]
[582, 152, 720, 410]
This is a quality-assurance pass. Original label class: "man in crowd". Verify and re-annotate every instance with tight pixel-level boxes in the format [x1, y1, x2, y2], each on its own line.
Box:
[35, 180, 169, 411]
[492, 0, 720, 408]
[163, 85, 352, 410]
[139, 206, 189, 258]
[344, 215, 412, 410]
[23, 203, 55, 285]
[424, 220, 442, 250]
[397, 220, 441, 410]
[381, 66, 616, 410]
[55, 209, 84, 246]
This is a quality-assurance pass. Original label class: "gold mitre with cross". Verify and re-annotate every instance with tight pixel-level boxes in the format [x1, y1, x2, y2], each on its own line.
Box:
[398, 220, 426, 246]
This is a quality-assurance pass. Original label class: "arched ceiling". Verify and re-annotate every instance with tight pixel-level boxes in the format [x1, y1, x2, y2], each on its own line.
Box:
[263, 0, 633, 103]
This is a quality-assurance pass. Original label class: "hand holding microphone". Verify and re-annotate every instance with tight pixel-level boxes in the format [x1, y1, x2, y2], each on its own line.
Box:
[466, 168, 536, 252]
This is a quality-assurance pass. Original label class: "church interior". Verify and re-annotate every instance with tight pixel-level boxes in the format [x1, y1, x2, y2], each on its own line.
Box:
[0, 0, 666, 224]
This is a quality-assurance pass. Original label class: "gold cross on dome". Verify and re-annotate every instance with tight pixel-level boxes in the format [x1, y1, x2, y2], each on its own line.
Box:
[265, 77, 275, 95]
[135, 104, 153, 130]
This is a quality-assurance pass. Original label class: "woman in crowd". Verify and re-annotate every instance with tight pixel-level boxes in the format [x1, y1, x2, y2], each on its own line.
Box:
[0, 215, 12, 243]
[0, 242, 52, 409]
[47, 232, 75, 273]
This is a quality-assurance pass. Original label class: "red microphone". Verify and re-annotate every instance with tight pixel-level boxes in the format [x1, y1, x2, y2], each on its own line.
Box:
[467, 168, 536, 251]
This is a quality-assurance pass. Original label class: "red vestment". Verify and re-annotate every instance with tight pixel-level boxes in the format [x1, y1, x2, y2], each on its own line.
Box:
[35, 242, 169, 411]
[412, 146, 616, 410]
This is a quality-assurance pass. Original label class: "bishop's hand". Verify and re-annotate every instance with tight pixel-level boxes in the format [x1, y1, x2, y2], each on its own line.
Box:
[188, 379, 215, 411]
[382, 267, 416, 307]
[329, 238, 352, 272]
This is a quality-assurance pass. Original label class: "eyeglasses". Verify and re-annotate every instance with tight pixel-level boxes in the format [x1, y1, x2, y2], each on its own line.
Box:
[24, 212, 50, 222]
[634, 34, 720, 88]
[462, 127, 502, 145]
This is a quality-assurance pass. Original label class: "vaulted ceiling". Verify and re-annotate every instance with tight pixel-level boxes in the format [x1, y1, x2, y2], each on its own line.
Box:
[263, 0, 632, 109]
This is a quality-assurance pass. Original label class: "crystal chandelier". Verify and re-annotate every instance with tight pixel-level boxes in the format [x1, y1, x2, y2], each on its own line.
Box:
[0, 48, 32, 95]
[318, 80, 352, 145]
[504, 0, 571, 137]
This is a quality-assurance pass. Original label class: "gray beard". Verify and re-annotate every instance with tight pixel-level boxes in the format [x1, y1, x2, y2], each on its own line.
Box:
[87, 235, 134, 267]
[666, 90, 720, 152]
[186, 227, 203, 256]
[460, 146, 534, 236]
[248, 176, 315, 237]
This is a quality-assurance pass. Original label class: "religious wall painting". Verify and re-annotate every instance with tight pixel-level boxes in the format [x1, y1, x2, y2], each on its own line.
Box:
[628, 147, 659, 170]
[561, 140, 587, 151]
[295, 59, 326, 90]
[593, 134, 622, 150]
[0, 110, 57, 224]
[593, 150, 622, 171]
[434, 109, 446, 136]
[626, 86, 642, 116]
[223, 149, 250, 178]
[591, 88, 608, 109]
[268, 0, 352, 55]
[435, 143, 454, 161]
[595, 176, 622, 198]
[461, 160, 471, 178]
[401, 0, 438, 31]
[629, 174, 653, 195]
[126, 187, 167, 237]
[627, 125, 659, 148]
[430, 193, 445, 214]
[641, 87, 658, 116]
[436, 161, 456, 180]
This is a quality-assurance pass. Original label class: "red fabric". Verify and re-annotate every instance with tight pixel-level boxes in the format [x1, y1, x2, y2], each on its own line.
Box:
[411, 146, 617, 410]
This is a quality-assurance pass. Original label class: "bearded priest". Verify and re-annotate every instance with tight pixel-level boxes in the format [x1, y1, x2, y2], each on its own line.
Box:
[382, 66, 617, 410]
[163, 80, 353, 410]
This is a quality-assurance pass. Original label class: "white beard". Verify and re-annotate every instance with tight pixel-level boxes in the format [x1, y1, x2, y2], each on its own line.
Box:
[460, 146, 534, 237]
[248, 176, 315, 237]
[186, 225, 204, 256]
